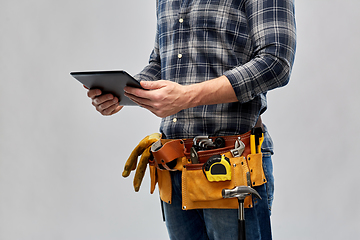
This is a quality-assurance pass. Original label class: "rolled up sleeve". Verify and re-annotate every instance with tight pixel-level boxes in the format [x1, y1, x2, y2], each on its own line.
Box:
[224, 0, 297, 103]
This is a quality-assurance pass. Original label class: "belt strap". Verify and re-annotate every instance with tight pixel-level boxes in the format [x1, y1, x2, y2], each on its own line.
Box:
[151, 131, 252, 169]
[151, 117, 262, 169]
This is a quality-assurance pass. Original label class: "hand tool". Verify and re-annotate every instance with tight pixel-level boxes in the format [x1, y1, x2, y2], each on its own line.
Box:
[222, 186, 262, 240]
[193, 136, 211, 151]
[202, 154, 232, 182]
[199, 138, 215, 149]
[190, 146, 199, 164]
[231, 137, 245, 158]
[193, 136, 226, 151]
[250, 127, 264, 154]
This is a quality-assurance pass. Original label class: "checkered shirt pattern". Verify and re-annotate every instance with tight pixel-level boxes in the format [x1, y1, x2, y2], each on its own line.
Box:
[135, 0, 296, 153]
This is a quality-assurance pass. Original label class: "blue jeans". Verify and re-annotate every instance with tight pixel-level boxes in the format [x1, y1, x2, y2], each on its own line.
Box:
[162, 153, 274, 240]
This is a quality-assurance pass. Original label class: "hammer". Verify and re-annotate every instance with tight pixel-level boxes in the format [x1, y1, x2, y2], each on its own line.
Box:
[222, 186, 262, 240]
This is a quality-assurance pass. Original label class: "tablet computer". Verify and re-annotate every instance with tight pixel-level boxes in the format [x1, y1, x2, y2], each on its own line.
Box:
[70, 70, 143, 106]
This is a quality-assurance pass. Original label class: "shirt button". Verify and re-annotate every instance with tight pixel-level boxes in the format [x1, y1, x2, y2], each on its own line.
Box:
[179, 18, 184, 23]
[173, 118, 177, 123]
[178, 54, 182, 59]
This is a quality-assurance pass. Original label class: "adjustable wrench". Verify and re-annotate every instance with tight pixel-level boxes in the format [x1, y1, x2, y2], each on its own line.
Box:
[231, 138, 245, 158]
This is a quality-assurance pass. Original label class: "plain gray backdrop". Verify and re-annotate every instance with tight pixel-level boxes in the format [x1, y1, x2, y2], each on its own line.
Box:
[1, 0, 359, 239]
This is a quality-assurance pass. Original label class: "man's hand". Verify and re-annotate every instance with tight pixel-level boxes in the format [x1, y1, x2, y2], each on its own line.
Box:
[124, 80, 190, 118]
[86, 87, 123, 116]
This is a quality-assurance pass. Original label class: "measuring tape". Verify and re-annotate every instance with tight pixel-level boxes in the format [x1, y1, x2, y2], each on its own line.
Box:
[202, 154, 232, 182]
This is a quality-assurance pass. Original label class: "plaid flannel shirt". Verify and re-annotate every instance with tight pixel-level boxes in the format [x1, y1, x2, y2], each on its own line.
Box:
[135, 0, 296, 153]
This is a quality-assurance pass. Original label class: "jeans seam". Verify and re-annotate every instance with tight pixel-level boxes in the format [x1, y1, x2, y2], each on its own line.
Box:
[262, 154, 274, 214]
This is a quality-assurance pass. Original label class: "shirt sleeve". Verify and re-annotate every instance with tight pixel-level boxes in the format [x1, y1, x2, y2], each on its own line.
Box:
[224, 0, 297, 104]
[134, 3, 162, 82]
[134, 43, 162, 82]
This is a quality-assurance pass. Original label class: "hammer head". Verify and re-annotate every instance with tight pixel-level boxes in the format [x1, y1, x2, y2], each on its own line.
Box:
[222, 186, 262, 201]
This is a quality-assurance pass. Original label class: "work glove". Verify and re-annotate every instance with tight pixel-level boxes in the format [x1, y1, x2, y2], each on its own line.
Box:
[122, 133, 161, 192]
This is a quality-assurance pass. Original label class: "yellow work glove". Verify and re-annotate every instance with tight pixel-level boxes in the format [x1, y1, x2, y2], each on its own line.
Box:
[122, 133, 161, 192]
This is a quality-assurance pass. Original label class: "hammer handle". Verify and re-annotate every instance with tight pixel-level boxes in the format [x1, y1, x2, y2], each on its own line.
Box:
[238, 219, 246, 240]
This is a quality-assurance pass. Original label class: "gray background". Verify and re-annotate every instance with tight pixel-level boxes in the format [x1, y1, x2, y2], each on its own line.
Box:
[0, 0, 359, 239]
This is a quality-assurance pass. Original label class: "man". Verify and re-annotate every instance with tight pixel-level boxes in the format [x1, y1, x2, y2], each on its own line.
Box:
[87, 0, 296, 239]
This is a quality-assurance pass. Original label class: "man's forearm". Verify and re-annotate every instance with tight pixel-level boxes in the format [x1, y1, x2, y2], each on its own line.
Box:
[124, 76, 238, 118]
[184, 75, 238, 108]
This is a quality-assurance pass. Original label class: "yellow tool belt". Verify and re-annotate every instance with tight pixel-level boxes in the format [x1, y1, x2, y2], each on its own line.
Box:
[148, 131, 267, 210]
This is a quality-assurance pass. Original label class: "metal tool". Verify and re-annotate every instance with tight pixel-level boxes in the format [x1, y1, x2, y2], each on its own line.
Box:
[199, 138, 215, 149]
[231, 137, 245, 158]
[193, 136, 214, 151]
[190, 136, 227, 163]
[193, 136, 210, 146]
[190, 147, 199, 164]
[191, 136, 216, 163]
[222, 186, 262, 240]
[193, 136, 226, 151]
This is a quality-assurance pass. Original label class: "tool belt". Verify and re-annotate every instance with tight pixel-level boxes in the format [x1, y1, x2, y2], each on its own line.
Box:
[148, 129, 267, 210]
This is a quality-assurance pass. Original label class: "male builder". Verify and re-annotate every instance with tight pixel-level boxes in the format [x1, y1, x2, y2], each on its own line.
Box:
[87, 0, 296, 239]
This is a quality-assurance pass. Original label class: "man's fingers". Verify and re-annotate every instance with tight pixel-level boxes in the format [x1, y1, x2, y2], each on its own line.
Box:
[124, 81, 166, 100]
[140, 80, 166, 90]
[87, 91, 121, 116]
[87, 89, 102, 98]
[93, 94, 118, 106]
[86, 88, 123, 116]
[94, 97, 120, 113]
[98, 103, 123, 116]
[124, 92, 147, 105]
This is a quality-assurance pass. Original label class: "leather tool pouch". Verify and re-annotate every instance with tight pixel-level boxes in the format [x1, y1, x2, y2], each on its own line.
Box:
[149, 135, 267, 210]
[149, 138, 185, 204]
[182, 151, 266, 210]
[149, 165, 172, 204]
[247, 153, 267, 187]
